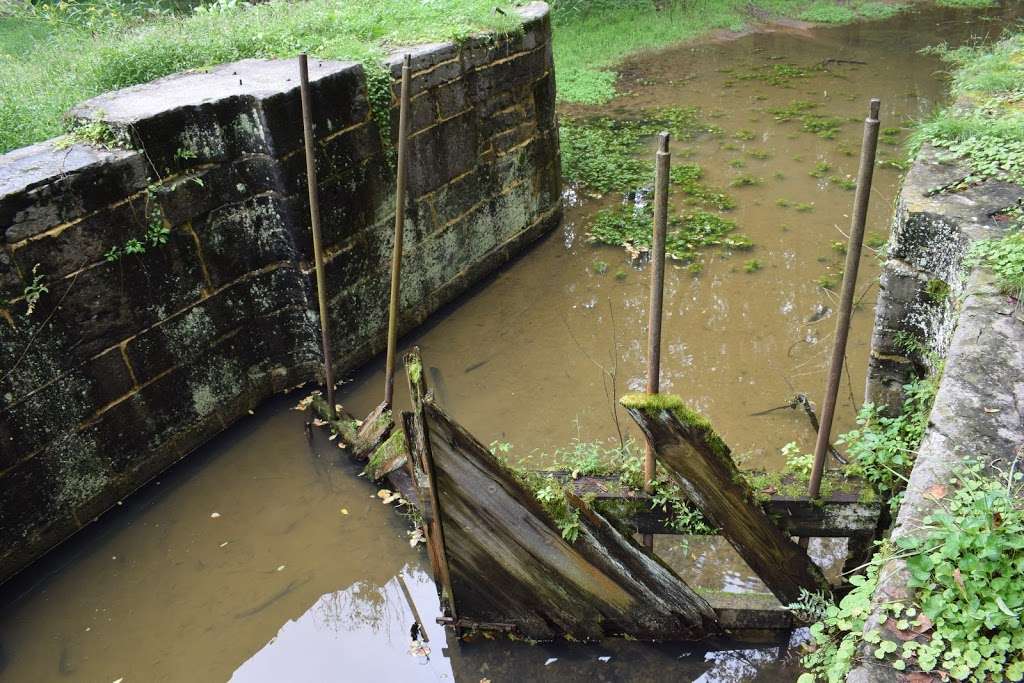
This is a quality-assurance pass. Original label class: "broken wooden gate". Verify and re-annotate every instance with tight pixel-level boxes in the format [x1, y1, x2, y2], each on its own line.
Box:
[314, 348, 881, 641]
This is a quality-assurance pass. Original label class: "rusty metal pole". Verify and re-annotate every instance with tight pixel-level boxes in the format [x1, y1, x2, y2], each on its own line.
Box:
[299, 53, 336, 420]
[384, 54, 412, 408]
[643, 131, 671, 551]
[808, 98, 881, 499]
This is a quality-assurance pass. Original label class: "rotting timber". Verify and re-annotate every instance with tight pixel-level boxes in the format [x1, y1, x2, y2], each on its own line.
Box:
[311, 348, 882, 641]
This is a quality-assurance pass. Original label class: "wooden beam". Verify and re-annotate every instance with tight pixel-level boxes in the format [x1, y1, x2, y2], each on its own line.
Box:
[622, 394, 830, 605]
[558, 473, 879, 537]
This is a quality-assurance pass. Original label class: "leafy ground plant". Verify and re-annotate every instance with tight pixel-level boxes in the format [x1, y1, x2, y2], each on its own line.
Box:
[837, 372, 939, 513]
[968, 225, 1024, 301]
[797, 461, 1024, 682]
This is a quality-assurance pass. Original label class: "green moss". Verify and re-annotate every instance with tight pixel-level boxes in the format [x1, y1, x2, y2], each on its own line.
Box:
[619, 393, 730, 460]
[407, 358, 422, 385]
[363, 427, 406, 477]
[925, 278, 950, 304]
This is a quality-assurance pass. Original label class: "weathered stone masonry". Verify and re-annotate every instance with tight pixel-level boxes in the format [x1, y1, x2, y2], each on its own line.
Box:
[0, 2, 561, 584]
[851, 145, 1024, 682]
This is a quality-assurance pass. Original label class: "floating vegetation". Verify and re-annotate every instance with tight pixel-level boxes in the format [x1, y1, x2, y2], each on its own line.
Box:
[801, 114, 844, 139]
[795, 202, 816, 213]
[809, 161, 832, 178]
[770, 100, 842, 138]
[736, 62, 813, 86]
[816, 274, 838, 290]
[829, 175, 857, 190]
[776, 198, 793, 208]
[592, 260, 609, 274]
[670, 164, 736, 210]
[866, 232, 887, 249]
[879, 126, 903, 146]
[747, 149, 771, 160]
[560, 108, 721, 194]
[877, 157, 911, 171]
[729, 173, 763, 188]
[768, 100, 818, 122]
[729, 158, 747, 169]
[743, 259, 762, 273]
[734, 129, 756, 141]
[588, 204, 751, 261]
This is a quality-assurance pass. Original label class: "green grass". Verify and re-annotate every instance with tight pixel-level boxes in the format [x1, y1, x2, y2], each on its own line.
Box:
[0, 0, 519, 153]
[912, 32, 1024, 185]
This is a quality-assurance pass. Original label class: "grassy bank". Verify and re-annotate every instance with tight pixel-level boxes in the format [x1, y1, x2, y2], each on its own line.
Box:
[0, 0, 518, 153]
[0, 0, 1000, 154]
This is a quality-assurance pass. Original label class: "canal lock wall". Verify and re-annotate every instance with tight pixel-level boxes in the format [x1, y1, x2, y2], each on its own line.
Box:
[853, 140, 1024, 681]
[0, 2, 560, 584]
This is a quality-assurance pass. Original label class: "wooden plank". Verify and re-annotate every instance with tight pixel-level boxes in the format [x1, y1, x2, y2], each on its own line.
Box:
[622, 393, 830, 605]
[556, 473, 879, 537]
[413, 394, 722, 640]
[404, 348, 459, 627]
[310, 396, 393, 462]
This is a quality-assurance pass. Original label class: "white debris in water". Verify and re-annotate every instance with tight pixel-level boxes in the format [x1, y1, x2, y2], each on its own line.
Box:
[276, 565, 286, 572]
[598, 656, 611, 663]
[210, 512, 221, 519]
[219, 541, 229, 548]
[544, 658, 558, 666]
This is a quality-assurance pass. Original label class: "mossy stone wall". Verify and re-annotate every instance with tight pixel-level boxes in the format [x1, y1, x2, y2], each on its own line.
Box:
[0, 2, 560, 584]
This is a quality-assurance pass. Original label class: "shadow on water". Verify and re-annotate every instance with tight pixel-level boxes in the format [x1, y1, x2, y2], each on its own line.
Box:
[2, 4, 1023, 681]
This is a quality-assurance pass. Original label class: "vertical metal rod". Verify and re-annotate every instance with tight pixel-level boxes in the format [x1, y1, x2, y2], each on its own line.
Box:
[384, 54, 412, 407]
[299, 53, 336, 420]
[808, 98, 881, 499]
[643, 131, 671, 551]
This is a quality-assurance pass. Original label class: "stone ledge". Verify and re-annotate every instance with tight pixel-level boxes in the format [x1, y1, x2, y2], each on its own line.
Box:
[852, 146, 1024, 682]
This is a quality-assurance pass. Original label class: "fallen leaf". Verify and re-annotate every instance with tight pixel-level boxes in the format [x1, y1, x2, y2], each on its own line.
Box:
[953, 568, 966, 595]
[340, 508, 349, 515]
[311, 418, 327, 427]
[912, 613, 933, 635]
[378, 489, 394, 499]
[247, 409, 254, 415]
[925, 484, 947, 500]
[328, 433, 338, 441]
[984, 407, 1001, 413]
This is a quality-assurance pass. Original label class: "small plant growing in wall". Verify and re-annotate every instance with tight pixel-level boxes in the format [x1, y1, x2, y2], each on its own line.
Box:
[21, 264, 48, 316]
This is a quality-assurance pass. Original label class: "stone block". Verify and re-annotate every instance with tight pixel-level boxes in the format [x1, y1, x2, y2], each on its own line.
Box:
[40, 229, 205, 362]
[9, 195, 150, 280]
[70, 59, 365, 173]
[407, 111, 479, 198]
[191, 194, 298, 287]
[1, 142, 148, 244]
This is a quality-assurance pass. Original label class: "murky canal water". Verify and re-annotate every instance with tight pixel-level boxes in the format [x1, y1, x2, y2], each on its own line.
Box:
[2, 5, 1020, 681]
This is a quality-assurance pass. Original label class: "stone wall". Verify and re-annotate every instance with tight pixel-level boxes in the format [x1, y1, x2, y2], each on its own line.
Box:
[849, 147, 1024, 682]
[866, 145, 1023, 411]
[0, 2, 560, 584]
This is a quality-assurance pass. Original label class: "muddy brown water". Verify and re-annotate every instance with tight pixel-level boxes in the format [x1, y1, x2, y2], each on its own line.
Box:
[2, 5, 1020, 681]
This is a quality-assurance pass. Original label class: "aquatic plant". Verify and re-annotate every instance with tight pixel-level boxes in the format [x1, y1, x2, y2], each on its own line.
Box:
[587, 204, 750, 261]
